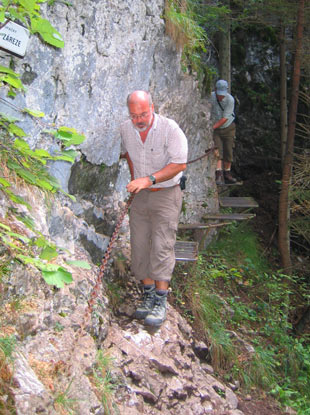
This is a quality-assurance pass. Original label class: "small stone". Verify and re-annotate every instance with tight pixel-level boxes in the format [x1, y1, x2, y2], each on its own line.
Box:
[228, 381, 240, 391]
[226, 389, 238, 410]
[193, 340, 209, 360]
[201, 363, 214, 375]
[284, 407, 297, 415]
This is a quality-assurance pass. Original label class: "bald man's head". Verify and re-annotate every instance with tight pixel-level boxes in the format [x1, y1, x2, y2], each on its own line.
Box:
[127, 90, 154, 132]
[127, 90, 153, 107]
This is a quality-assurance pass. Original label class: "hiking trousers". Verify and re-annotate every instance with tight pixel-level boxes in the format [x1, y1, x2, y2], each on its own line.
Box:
[213, 122, 236, 162]
[129, 185, 182, 282]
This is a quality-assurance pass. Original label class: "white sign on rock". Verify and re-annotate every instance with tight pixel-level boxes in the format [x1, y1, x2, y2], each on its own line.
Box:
[0, 20, 30, 57]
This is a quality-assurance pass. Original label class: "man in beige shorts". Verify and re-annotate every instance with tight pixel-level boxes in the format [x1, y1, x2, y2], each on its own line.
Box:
[120, 90, 188, 327]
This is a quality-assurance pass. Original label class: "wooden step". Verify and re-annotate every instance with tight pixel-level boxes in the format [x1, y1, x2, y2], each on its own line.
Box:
[178, 221, 233, 230]
[202, 213, 255, 221]
[219, 196, 258, 209]
[175, 241, 198, 262]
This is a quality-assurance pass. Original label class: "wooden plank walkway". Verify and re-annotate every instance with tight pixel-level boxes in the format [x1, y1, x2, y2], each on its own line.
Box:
[217, 181, 243, 195]
[175, 188, 258, 261]
[219, 196, 259, 209]
[175, 241, 198, 262]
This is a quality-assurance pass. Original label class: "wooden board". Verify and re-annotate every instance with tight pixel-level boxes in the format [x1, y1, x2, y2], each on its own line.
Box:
[202, 213, 255, 221]
[175, 241, 199, 262]
[178, 222, 233, 230]
[219, 197, 258, 209]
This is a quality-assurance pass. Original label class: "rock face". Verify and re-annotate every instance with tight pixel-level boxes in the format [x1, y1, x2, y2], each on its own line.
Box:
[0, 0, 217, 263]
[2, 222, 245, 414]
[1, 185, 244, 414]
[0, 1, 234, 414]
[2, 0, 216, 203]
[105, 292, 245, 415]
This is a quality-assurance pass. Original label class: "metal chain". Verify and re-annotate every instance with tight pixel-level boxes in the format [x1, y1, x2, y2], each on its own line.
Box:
[64, 193, 135, 375]
[187, 146, 215, 165]
[88, 193, 135, 308]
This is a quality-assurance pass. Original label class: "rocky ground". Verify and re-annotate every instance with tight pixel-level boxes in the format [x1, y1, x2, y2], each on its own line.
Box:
[0, 169, 302, 415]
[103, 275, 292, 415]
[2, 251, 288, 415]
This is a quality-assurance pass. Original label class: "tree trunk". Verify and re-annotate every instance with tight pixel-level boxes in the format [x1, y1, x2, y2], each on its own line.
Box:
[280, 24, 288, 166]
[218, 18, 231, 89]
[278, 0, 305, 272]
[217, 0, 231, 88]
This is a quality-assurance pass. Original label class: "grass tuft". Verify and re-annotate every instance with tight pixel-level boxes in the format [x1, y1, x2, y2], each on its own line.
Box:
[0, 336, 17, 414]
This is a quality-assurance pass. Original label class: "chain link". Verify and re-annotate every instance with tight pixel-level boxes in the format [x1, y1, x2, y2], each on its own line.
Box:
[64, 193, 135, 375]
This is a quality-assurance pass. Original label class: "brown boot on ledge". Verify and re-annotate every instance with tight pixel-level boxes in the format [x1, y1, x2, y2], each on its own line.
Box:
[224, 170, 237, 184]
[215, 170, 224, 185]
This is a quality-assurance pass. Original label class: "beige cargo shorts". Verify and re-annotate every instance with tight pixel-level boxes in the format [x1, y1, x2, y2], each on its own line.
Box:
[129, 185, 182, 282]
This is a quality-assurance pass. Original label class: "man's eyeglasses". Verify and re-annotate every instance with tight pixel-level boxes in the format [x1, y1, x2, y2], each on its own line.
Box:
[129, 112, 150, 121]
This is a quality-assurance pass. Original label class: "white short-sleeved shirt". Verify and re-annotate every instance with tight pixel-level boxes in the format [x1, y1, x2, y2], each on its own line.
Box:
[120, 114, 188, 188]
[211, 91, 235, 129]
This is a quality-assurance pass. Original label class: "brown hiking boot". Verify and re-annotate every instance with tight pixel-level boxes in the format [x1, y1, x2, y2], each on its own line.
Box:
[224, 170, 237, 184]
[215, 170, 224, 185]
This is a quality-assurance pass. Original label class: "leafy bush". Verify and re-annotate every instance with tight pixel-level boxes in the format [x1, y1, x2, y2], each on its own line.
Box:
[0, 1, 88, 288]
[164, 0, 225, 90]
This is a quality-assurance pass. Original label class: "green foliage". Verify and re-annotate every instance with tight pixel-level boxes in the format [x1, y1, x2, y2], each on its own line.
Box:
[65, 260, 91, 269]
[90, 350, 119, 415]
[23, 108, 44, 118]
[0, 0, 64, 48]
[0, 335, 17, 414]
[105, 281, 122, 312]
[187, 0, 231, 35]
[0, 214, 90, 289]
[270, 340, 310, 414]
[0, 218, 74, 288]
[54, 322, 65, 332]
[17, 255, 74, 288]
[53, 379, 78, 414]
[0, 66, 24, 95]
[31, 17, 64, 48]
[1, 134, 74, 195]
[231, 0, 299, 28]
[290, 91, 310, 246]
[0, 0, 87, 290]
[174, 221, 310, 412]
[165, 0, 208, 49]
[45, 126, 85, 147]
[165, 0, 224, 89]
[48, 0, 73, 6]
[0, 336, 16, 361]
